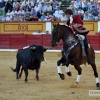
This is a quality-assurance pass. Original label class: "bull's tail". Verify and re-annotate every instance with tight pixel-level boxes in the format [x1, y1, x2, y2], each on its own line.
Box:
[10, 67, 16, 72]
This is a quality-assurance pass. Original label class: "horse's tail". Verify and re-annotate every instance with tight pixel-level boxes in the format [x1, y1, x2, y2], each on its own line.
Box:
[10, 67, 16, 72]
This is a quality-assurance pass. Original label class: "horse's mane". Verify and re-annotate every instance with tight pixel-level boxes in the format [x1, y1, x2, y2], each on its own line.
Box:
[59, 24, 74, 35]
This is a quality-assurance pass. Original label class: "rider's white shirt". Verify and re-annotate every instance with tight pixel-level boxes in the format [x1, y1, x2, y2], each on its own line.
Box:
[68, 15, 73, 24]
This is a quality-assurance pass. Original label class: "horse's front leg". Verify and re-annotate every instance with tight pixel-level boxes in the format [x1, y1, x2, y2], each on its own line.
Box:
[57, 59, 65, 80]
[90, 63, 99, 87]
[65, 63, 72, 76]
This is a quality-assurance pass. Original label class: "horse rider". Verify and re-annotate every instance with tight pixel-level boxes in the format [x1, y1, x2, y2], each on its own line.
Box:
[64, 9, 93, 64]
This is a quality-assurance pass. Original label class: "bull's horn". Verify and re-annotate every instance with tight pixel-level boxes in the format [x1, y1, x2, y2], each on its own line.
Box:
[30, 47, 36, 50]
[43, 47, 50, 50]
[44, 58, 47, 63]
[53, 24, 55, 27]
[53, 24, 56, 27]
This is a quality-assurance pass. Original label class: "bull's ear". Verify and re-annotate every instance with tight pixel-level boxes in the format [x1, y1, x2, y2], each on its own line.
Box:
[30, 46, 36, 50]
[43, 47, 50, 52]
[53, 24, 56, 27]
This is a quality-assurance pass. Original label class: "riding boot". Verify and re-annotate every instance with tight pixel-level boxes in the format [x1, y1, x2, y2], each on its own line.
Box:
[85, 48, 94, 64]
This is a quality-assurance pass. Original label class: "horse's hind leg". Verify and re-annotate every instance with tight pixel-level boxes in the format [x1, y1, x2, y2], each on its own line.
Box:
[74, 65, 82, 84]
[90, 63, 99, 87]
[57, 58, 65, 80]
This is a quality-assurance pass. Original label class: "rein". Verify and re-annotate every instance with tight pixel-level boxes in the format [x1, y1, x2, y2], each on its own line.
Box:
[57, 26, 77, 46]
[56, 26, 64, 46]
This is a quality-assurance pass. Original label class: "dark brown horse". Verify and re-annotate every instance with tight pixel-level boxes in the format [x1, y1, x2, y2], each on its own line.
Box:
[51, 23, 100, 87]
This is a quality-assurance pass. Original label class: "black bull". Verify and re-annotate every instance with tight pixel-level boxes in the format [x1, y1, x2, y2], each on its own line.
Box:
[11, 44, 49, 82]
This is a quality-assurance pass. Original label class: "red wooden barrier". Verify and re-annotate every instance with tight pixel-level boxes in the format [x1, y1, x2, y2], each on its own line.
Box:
[26, 34, 42, 46]
[42, 34, 51, 47]
[10, 34, 27, 49]
[87, 35, 100, 50]
[0, 34, 100, 50]
[0, 34, 10, 49]
[42, 34, 63, 50]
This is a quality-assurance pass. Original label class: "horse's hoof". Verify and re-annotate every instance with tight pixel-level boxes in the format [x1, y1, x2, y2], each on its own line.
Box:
[96, 83, 99, 87]
[16, 78, 19, 80]
[70, 82, 80, 88]
[60, 74, 65, 80]
[36, 78, 39, 81]
[58, 73, 65, 80]
[67, 72, 72, 76]
[24, 80, 28, 83]
[74, 83, 80, 88]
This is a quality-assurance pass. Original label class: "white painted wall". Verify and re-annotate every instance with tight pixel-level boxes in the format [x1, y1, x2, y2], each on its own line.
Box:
[46, 22, 51, 34]
[0, 49, 100, 53]
[98, 21, 100, 32]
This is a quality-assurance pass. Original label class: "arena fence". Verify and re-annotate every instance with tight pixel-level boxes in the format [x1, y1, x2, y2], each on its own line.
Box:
[0, 21, 99, 35]
[0, 34, 100, 51]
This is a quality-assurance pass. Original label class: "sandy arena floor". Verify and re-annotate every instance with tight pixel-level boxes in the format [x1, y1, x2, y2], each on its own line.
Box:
[0, 52, 100, 100]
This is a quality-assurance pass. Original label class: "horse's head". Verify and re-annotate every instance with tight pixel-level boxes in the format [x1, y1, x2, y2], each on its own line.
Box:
[51, 23, 63, 47]
[51, 23, 74, 47]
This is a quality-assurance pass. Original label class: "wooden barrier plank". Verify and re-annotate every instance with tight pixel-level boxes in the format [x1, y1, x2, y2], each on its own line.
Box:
[42, 34, 63, 50]
[42, 34, 51, 46]
[0, 34, 10, 40]
[0, 34, 100, 50]
[87, 35, 100, 50]
[10, 34, 27, 49]
[0, 41, 10, 49]
[90, 44, 100, 50]
[0, 34, 10, 48]
[0, 21, 98, 35]
[26, 34, 43, 46]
